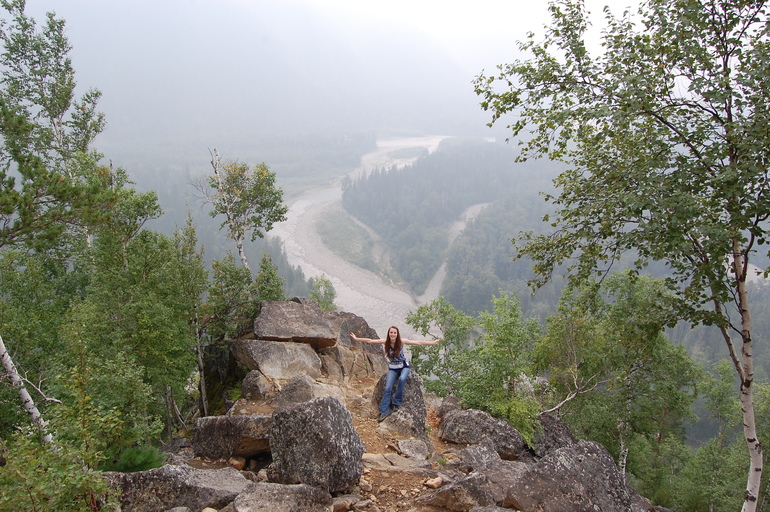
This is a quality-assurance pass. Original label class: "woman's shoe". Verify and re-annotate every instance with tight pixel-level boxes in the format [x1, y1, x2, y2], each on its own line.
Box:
[378, 410, 392, 422]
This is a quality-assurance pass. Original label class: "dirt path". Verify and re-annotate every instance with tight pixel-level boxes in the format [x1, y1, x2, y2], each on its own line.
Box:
[271, 136, 476, 339]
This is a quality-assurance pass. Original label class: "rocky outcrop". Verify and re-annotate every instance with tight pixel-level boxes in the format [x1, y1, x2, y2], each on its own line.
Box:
[106, 465, 250, 512]
[253, 299, 337, 349]
[455, 438, 529, 505]
[533, 412, 578, 457]
[273, 375, 347, 408]
[240, 370, 276, 401]
[415, 473, 497, 511]
[107, 299, 660, 512]
[267, 396, 364, 493]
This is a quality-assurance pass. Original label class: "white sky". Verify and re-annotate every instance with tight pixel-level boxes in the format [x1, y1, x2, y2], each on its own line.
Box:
[16, 0, 643, 157]
[223, 0, 641, 74]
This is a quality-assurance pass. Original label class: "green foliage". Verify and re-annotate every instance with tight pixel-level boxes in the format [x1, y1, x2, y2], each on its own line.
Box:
[701, 359, 742, 443]
[0, 429, 118, 512]
[457, 292, 541, 444]
[486, 395, 542, 449]
[100, 444, 166, 473]
[674, 437, 746, 512]
[0, 0, 105, 171]
[407, 297, 475, 396]
[0, 0, 112, 251]
[85, 227, 197, 391]
[533, 273, 700, 505]
[309, 274, 337, 311]
[58, 324, 162, 460]
[202, 253, 257, 340]
[0, 365, 121, 512]
[204, 155, 288, 270]
[208, 159, 288, 242]
[255, 252, 285, 302]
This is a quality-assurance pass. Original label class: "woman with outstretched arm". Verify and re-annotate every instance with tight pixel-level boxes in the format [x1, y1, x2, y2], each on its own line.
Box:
[350, 326, 440, 422]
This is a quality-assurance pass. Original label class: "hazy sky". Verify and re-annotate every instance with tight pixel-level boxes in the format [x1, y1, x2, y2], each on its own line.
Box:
[17, 0, 641, 165]
[224, 0, 640, 73]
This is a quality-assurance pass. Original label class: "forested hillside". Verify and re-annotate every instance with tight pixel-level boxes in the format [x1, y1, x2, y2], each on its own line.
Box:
[342, 138, 559, 295]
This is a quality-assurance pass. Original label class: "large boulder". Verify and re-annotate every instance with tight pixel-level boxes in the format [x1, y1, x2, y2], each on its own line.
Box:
[253, 299, 336, 349]
[320, 312, 388, 380]
[317, 344, 387, 382]
[439, 408, 526, 461]
[192, 415, 271, 459]
[267, 396, 364, 493]
[230, 339, 322, 381]
[229, 482, 333, 512]
[106, 465, 250, 512]
[503, 440, 654, 512]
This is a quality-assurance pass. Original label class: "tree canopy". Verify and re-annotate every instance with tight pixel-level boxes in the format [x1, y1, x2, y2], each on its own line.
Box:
[474, 0, 769, 508]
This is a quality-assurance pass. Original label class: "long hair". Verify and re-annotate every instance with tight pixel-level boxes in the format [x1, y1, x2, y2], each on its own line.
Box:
[384, 325, 402, 359]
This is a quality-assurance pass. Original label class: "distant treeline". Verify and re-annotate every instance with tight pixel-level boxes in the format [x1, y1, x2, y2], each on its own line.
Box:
[342, 138, 562, 300]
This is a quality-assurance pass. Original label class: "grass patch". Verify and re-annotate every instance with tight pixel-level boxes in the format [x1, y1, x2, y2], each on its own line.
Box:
[315, 205, 392, 279]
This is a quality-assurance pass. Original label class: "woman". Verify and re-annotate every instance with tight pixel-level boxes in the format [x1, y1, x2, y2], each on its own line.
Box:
[350, 326, 440, 422]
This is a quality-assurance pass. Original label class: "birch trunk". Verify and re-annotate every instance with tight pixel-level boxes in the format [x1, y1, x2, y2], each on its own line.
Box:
[732, 244, 761, 512]
[0, 335, 53, 445]
[210, 148, 250, 270]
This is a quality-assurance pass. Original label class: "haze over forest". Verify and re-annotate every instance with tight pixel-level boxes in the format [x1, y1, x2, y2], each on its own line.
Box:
[24, 0, 515, 170]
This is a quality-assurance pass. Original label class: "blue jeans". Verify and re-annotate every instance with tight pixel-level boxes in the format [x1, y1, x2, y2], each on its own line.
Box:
[380, 367, 411, 415]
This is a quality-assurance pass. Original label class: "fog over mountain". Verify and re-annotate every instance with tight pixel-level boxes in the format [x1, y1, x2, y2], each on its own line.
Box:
[24, 0, 507, 170]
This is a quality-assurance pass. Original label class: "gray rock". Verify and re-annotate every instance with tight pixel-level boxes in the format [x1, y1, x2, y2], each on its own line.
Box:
[437, 395, 463, 419]
[241, 371, 276, 401]
[415, 473, 496, 511]
[268, 396, 365, 493]
[398, 439, 430, 460]
[192, 415, 271, 459]
[106, 465, 250, 512]
[274, 375, 346, 407]
[230, 338, 322, 381]
[231, 482, 333, 512]
[458, 438, 528, 504]
[318, 344, 386, 382]
[439, 408, 525, 460]
[533, 413, 577, 457]
[503, 440, 654, 512]
[254, 300, 337, 349]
